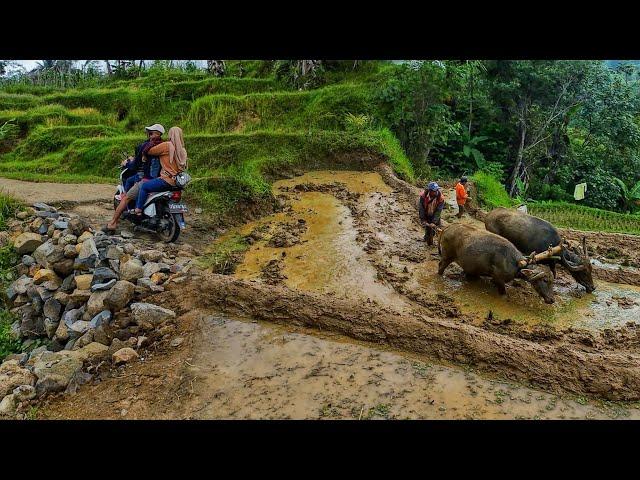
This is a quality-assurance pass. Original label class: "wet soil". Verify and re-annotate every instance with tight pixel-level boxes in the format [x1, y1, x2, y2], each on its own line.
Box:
[23, 165, 640, 417]
[39, 311, 640, 420]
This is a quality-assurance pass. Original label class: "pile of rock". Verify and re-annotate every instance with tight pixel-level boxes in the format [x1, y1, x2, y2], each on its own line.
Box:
[0, 202, 196, 418]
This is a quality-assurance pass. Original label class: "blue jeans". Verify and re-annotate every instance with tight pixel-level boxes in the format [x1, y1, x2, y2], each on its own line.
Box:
[136, 178, 171, 210]
[124, 173, 142, 192]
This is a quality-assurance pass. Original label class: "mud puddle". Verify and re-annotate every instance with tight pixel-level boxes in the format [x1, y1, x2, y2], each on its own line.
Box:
[217, 171, 409, 311]
[182, 314, 640, 419]
[412, 258, 640, 332]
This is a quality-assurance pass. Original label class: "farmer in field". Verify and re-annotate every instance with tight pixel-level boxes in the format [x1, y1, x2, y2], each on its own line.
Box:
[418, 181, 445, 245]
[106, 123, 164, 231]
[455, 176, 471, 218]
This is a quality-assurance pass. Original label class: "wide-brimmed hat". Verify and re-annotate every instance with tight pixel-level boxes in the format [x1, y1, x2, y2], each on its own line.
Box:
[144, 123, 165, 134]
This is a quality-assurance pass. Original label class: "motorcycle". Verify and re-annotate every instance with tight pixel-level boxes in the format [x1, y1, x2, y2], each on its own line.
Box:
[113, 157, 188, 243]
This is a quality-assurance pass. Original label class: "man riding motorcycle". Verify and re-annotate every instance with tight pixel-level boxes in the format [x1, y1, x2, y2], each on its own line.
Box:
[105, 123, 164, 232]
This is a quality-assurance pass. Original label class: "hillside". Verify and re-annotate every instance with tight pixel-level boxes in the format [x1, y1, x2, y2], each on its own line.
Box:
[0, 63, 415, 223]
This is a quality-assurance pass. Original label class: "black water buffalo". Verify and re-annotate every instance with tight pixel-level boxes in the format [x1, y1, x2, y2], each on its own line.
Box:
[484, 207, 594, 293]
[438, 223, 555, 304]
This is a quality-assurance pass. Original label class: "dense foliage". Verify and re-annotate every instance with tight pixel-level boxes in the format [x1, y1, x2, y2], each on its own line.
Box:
[2, 59, 640, 218]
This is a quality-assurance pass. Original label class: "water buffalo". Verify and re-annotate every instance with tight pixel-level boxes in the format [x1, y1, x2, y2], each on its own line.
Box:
[484, 207, 594, 293]
[438, 223, 555, 304]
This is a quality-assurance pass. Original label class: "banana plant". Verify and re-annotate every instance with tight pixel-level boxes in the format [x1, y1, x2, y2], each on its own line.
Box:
[613, 177, 640, 212]
[461, 132, 488, 168]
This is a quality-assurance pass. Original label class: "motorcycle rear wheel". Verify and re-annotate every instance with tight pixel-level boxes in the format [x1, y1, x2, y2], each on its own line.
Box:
[158, 212, 181, 243]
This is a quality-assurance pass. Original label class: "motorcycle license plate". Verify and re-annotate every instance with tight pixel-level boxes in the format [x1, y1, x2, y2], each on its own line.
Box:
[169, 203, 188, 213]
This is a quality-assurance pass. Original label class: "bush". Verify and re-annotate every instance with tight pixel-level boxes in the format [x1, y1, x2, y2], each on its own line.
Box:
[471, 171, 513, 209]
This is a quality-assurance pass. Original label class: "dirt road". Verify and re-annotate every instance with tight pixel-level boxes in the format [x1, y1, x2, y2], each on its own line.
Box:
[0, 178, 114, 205]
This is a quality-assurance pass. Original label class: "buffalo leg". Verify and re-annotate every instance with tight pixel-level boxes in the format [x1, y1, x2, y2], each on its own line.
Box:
[438, 257, 453, 275]
[492, 277, 507, 295]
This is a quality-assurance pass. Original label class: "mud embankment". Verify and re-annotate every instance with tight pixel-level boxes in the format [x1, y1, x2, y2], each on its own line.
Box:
[160, 274, 640, 401]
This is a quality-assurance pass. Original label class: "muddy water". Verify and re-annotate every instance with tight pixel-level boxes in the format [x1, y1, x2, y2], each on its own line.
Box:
[413, 259, 640, 331]
[183, 314, 640, 419]
[232, 171, 409, 310]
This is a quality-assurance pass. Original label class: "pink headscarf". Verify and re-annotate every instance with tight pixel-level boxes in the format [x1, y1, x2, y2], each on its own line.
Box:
[168, 126, 188, 172]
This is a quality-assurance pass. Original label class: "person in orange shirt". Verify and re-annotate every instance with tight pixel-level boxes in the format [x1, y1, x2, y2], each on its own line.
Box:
[455, 176, 471, 218]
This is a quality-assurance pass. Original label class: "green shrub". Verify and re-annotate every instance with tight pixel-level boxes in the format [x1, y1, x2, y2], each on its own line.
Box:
[472, 171, 513, 209]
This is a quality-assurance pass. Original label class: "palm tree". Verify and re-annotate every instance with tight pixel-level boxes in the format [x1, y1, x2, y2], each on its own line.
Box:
[613, 177, 640, 212]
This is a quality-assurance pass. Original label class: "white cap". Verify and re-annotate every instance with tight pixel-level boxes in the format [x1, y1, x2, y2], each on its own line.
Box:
[144, 123, 165, 134]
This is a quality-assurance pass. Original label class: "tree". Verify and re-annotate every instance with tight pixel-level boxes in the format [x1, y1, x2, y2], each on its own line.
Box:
[376, 61, 461, 173]
[613, 178, 640, 212]
[207, 60, 226, 76]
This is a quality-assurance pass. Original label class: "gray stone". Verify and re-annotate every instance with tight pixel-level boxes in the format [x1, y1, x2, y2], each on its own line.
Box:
[33, 241, 64, 268]
[60, 274, 76, 293]
[6, 275, 33, 301]
[51, 257, 74, 277]
[120, 230, 134, 239]
[63, 244, 78, 258]
[32, 202, 56, 212]
[104, 280, 135, 311]
[28, 345, 48, 360]
[92, 267, 118, 285]
[0, 361, 37, 398]
[78, 238, 99, 260]
[43, 298, 62, 322]
[13, 384, 36, 402]
[36, 214, 54, 224]
[112, 347, 138, 365]
[14, 233, 43, 255]
[68, 218, 88, 237]
[106, 245, 124, 260]
[53, 220, 69, 230]
[4, 353, 28, 365]
[63, 308, 84, 327]
[21, 255, 36, 267]
[123, 243, 135, 255]
[143, 262, 162, 278]
[109, 259, 120, 273]
[130, 303, 176, 327]
[42, 281, 60, 292]
[73, 254, 97, 271]
[136, 278, 164, 293]
[140, 250, 163, 263]
[69, 320, 90, 334]
[120, 258, 144, 282]
[170, 337, 184, 347]
[0, 393, 17, 416]
[54, 321, 69, 343]
[44, 318, 59, 339]
[89, 310, 112, 329]
[62, 234, 78, 245]
[84, 290, 110, 319]
[34, 353, 83, 395]
[74, 329, 94, 349]
[64, 338, 77, 350]
[91, 279, 116, 292]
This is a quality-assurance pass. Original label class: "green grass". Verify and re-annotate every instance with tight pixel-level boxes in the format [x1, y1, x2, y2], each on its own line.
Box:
[186, 83, 374, 133]
[471, 171, 514, 210]
[0, 66, 416, 220]
[197, 233, 251, 274]
[0, 193, 23, 361]
[529, 201, 640, 235]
